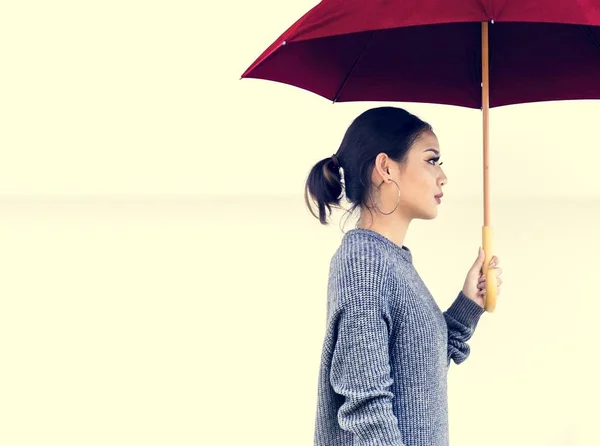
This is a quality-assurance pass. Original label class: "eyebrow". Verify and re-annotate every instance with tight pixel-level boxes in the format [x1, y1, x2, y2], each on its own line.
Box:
[423, 148, 440, 156]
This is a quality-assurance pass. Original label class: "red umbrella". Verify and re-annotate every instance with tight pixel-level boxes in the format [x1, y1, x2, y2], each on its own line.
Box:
[241, 0, 600, 312]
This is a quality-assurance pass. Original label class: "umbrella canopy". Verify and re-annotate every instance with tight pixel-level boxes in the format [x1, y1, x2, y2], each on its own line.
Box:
[242, 1, 600, 108]
[241, 0, 600, 311]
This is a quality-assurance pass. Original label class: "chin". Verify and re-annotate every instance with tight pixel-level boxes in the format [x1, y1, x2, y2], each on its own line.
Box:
[416, 207, 438, 220]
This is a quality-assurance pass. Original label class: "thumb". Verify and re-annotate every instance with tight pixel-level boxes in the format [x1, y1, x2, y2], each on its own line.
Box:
[473, 247, 486, 269]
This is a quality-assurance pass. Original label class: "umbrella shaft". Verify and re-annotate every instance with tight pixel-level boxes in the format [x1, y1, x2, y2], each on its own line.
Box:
[482, 22, 490, 226]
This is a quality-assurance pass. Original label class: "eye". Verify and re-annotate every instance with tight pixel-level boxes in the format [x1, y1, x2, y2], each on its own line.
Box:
[428, 157, 443, 166]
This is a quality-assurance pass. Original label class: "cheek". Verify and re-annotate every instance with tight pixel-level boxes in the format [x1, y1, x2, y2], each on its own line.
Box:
[404, 175, 435, 205]
[411, 172, 432, 192]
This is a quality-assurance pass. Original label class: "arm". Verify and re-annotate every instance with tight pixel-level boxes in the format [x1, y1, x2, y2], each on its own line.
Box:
[329, 251, 404, 446]
[444, 291, 485, 365]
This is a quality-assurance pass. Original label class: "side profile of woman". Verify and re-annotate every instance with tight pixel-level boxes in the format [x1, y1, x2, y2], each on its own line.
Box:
[304, 106, 503, 446]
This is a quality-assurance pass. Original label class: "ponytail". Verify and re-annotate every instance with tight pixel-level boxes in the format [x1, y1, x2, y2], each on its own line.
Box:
[304, 155, 343, 224]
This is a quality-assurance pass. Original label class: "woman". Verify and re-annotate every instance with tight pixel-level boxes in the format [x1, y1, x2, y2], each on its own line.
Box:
[304, 106, 503, 446]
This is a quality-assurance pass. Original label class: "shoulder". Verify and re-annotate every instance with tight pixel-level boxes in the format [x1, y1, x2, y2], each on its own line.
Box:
[335, 229, 390, 271]
[330, 230, 393, 309]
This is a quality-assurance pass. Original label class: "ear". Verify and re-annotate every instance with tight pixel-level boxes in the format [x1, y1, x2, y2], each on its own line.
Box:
[373, 152, 392, 183]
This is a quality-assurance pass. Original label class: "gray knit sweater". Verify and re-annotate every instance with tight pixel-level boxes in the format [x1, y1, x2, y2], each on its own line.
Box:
[313, 228, 485, 446]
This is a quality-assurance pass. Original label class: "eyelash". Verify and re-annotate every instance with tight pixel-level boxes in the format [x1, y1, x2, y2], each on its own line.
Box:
[428, 157, 443, 166]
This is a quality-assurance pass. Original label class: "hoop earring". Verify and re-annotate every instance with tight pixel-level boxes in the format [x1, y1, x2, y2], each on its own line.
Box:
[373, 179, 401, 216]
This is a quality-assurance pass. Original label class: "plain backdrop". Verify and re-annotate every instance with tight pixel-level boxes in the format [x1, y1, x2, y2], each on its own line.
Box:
[1, 1, 599, 445]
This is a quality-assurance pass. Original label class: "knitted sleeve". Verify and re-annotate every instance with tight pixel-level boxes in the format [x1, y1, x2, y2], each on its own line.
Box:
[443, 291, 485, 365]
[329, 245, 405, 446]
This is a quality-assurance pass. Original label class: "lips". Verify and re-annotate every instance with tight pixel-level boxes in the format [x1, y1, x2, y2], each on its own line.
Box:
[434, 193, 443, 199]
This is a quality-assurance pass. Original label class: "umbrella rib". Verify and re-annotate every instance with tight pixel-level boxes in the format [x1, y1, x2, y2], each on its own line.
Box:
[333, 31, 376, 103]
[583, 25, 600, 56]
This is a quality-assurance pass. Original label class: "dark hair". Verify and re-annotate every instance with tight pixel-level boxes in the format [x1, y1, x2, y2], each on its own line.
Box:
[304, 106, 432, 225]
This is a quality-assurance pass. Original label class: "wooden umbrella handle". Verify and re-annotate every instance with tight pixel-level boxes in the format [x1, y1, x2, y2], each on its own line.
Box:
[481, 22, 497, 312]
[482, 225, 497, 312]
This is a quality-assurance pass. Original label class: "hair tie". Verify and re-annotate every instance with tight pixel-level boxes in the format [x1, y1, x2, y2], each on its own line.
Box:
[331, 154, 340, 168]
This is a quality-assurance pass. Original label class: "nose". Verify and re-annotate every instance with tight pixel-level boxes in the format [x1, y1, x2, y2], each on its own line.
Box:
[438, 169, 448, 187]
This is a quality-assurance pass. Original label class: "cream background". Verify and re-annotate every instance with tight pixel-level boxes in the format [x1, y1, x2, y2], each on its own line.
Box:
[1, 1, 599, 445]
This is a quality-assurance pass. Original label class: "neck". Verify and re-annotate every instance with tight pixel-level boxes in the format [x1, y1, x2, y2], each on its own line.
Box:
[356, 210, 412, 248]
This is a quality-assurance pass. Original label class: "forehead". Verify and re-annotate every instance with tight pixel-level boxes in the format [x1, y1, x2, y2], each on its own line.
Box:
[411, 131, 439, 154]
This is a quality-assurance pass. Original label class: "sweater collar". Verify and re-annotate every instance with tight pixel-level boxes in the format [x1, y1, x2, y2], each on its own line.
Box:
[344, 228, 413, 263]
